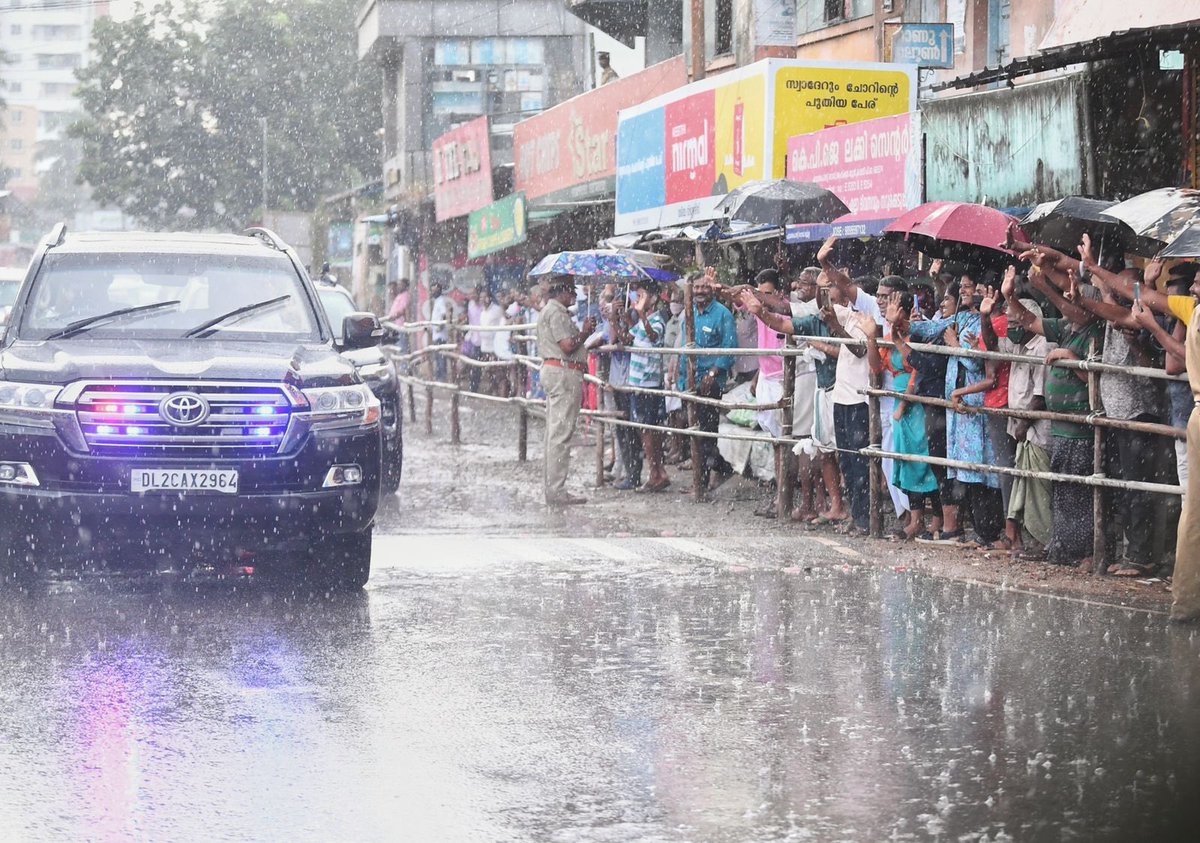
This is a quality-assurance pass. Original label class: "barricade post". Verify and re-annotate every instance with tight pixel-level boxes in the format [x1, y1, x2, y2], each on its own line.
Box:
[407, 382, 417, 423]
[868, 367, 883, 539]
[684, 277, 703, 499]
[1089, 336, 1107, 575]
[595, 417, 606, 488]
[425, 383, 434, 435]
[776, 351, 796, 520]
[450, 388, 461, 445]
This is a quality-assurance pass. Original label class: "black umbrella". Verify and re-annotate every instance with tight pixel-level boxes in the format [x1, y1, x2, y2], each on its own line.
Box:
[1019, 196, 1120, 254]
[1160, 225, 1200, 259]
[716, 180, 849, 227]
[1100, 187, 1200, 255]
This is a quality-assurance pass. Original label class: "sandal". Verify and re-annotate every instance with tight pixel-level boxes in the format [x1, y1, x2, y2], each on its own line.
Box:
[914, 531, 941, 543]
[1108, 561, 1160, 578]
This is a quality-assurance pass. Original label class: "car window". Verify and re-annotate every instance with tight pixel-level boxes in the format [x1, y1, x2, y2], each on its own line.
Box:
[20, 252, 321, 340]
[317, 288, 358, 342]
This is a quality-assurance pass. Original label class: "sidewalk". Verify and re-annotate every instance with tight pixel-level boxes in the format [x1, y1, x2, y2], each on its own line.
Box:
[387, 396, 1173, 615]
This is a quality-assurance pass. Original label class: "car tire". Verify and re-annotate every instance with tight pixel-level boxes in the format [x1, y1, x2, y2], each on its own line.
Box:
[382, 397, 403, 493]
[307, 529, 372, 590]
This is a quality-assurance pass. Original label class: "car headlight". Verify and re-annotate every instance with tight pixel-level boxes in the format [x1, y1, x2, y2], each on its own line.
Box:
[301, 384, 381, 429]
[0, 381, 63, 424]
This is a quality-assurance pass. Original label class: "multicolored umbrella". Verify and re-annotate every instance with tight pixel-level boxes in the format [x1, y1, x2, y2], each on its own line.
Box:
[528, 249, 651, 283]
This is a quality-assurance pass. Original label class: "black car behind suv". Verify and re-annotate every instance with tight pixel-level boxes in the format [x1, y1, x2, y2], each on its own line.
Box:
[0, 226, 383, 587]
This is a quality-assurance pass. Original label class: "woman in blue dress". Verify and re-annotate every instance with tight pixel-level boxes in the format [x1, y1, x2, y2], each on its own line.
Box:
[908, 279, 1005, 546]
[861, 292, 941, 540]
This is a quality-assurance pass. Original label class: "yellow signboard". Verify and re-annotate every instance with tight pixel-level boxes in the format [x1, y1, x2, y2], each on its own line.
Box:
[771, 65, 916, 178]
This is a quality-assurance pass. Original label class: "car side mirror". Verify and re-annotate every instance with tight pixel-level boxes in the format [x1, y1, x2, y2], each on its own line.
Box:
[342, 312, 383, 350]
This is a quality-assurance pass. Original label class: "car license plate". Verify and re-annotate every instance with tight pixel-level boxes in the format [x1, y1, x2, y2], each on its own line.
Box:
[131, 469, 239, 495]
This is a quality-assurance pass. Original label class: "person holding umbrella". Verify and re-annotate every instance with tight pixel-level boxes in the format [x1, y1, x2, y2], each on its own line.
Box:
[537, 276, 597, 506]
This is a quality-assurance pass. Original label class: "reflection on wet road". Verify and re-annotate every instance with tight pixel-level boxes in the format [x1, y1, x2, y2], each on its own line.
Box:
[2, 533, 1198, 841]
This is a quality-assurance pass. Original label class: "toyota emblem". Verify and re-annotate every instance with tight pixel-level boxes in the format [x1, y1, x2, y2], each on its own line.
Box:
[160, 392, 210, 427]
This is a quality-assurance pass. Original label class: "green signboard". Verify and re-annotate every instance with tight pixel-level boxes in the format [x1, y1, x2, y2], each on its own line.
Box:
[467, 192, 527, 259]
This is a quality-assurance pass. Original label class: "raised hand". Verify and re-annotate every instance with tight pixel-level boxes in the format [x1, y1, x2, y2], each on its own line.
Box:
[978, 284, 999, 316]
[703, 265, 719, 286]
[1019, 247, 1045, 268]
[1079, 233, 1095, 268]
[817, 235, 837, 265]
[855, 312, 878, 338]
[1066, 267, 1080, 302]
[1144, 257, 1164, 286]
[1131, 299, 1157, 330]
[929, 258, 943, 278]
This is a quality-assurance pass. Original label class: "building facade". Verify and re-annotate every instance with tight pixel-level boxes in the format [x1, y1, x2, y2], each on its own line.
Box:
[0, 0, 110, 198]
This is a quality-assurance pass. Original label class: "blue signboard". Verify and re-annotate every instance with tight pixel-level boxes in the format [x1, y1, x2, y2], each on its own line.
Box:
[615, 107, 666, 217]
[889, 24, 954, 69]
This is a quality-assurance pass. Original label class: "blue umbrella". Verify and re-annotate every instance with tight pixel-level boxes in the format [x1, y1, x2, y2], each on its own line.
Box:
[528, 249, 651, 282]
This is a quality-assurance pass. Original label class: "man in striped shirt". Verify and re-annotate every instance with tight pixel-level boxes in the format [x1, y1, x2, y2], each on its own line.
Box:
[628, 286, 671, 492]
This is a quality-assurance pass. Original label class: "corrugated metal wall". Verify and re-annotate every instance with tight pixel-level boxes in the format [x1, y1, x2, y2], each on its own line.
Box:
[922, 73, 1088, 208]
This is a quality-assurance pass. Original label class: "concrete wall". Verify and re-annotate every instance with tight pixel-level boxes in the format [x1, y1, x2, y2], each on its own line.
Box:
[922, 73, 1088, 207]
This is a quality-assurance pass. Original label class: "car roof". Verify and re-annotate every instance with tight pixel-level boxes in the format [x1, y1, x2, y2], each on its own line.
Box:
[51, 231, 291, 257]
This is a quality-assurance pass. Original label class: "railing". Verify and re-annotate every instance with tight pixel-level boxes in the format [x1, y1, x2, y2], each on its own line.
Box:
[382, 305, 1187, 576]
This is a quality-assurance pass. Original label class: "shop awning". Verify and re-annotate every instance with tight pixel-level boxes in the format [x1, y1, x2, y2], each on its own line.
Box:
[564, 0, 645, 47]
[933, 12, 1200, 91]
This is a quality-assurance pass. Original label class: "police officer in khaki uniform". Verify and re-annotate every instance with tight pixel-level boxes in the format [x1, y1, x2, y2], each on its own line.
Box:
[537, 277, 596, 505]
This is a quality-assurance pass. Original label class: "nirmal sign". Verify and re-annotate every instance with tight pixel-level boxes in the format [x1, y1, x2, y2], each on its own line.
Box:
[614, 59, 917, 235]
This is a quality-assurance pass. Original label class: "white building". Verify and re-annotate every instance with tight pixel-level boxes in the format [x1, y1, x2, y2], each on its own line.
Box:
[0, 0, 108, 143]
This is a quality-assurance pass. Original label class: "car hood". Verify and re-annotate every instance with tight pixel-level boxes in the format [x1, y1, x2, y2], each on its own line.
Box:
[0, 338, 358, 388]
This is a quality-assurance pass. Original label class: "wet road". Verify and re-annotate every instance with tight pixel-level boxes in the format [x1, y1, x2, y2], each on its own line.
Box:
[3, 517, 1200, 841]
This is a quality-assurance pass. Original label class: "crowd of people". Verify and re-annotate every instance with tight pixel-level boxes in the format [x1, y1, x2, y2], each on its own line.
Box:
[388, 231, 1200, 625]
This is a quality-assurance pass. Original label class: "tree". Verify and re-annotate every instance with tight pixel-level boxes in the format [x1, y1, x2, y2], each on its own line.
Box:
[71, 0, 381, 231]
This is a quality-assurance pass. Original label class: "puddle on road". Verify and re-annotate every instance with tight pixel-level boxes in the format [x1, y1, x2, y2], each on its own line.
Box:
[1, 560, 1197, 840]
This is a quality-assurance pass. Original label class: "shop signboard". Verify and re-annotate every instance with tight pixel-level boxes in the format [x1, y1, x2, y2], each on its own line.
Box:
[431, 115, 494, 222]
[885, 23, 955, 68]
[615, 59, 917, 235]
[785, 111, 922, 240]
[467, 193, 528, 259]
[513, 57, 687, 205]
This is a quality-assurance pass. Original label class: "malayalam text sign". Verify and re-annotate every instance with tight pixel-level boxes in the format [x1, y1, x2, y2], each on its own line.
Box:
[771, 63, 917, 178]
[786, 112, 922, 237]
[432, 116, 494, 222]
[887, 23, 955, 69]
[615, 59, 917, 235]
[467, 193, 528, 259]
[514, 58, 686, 203]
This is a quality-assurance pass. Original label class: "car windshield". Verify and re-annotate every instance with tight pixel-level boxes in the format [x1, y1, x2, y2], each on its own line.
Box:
[317, 287, 358, 342]
[20, 252, 321, 341]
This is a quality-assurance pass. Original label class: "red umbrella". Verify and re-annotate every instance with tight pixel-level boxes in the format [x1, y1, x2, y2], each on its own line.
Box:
[884, 201, 1024, 258]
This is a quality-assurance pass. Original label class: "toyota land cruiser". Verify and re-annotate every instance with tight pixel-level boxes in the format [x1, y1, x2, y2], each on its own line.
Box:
[0, 226, 383, 587]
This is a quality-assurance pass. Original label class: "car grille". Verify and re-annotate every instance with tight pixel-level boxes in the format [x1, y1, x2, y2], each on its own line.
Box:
[74, 382, 293, 456]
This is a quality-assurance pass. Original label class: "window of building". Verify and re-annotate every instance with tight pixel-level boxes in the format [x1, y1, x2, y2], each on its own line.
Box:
[10, 25, 21, 36]
[702, 0, 735, 60]
[10, 111, 22, 124]
[37, 54, 82, 70]
[798, 0, 873, 35]
[5, 82, 20, 93]
[31, 24, 83, 40]
[9, 140, 23, 151]
[42, 82, 75, 96]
